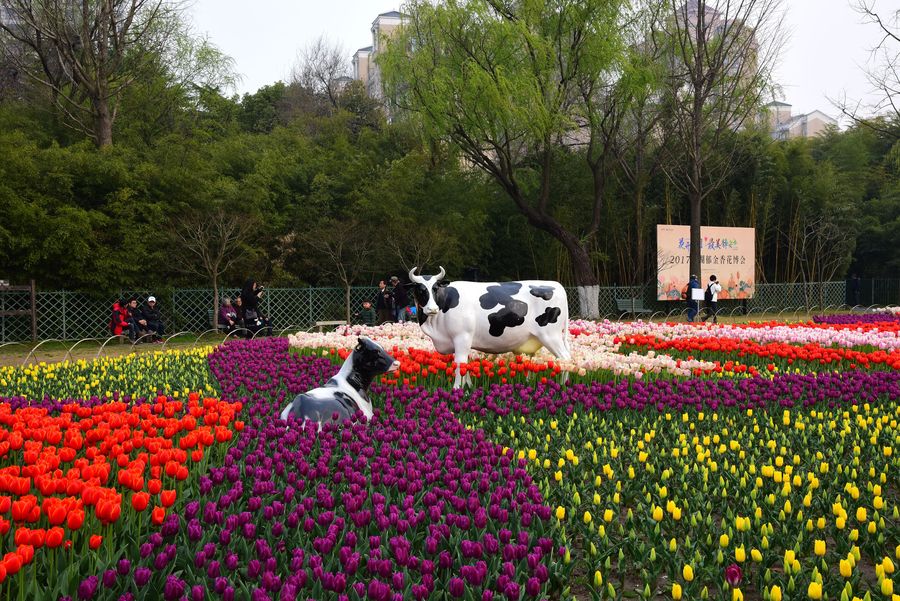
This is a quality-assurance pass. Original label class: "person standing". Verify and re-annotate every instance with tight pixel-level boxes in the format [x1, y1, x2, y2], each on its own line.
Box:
[701, 275, 723, 324]
[685, 274, 701, 322]
[240, 279, 273, 336]
[849, 274, 861, 306]
[374, 280, 394, 324]
[390, 276, 409, 323]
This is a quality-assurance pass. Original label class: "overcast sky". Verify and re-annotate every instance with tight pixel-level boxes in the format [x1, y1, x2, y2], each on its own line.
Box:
[188, 0, 887, 124]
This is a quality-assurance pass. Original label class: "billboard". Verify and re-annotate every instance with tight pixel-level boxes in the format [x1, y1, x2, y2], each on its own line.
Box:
[657, 225, 755, 301]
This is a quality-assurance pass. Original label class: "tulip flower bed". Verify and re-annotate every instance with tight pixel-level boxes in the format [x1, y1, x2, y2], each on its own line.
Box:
[451, 372, 900, 601]
[813, 313, 900, 325]
[618, 334, 900, 373]
[0, 315, 898, 601]
[0, 347, 217, 401]
[0, 393, 243, 599]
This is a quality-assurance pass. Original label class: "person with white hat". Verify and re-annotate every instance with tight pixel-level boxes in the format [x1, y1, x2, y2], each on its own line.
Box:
[142, 295, 165, 341]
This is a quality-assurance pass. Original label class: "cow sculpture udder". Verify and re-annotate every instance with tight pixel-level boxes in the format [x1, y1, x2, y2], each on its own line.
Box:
[409, 266, 571, 388]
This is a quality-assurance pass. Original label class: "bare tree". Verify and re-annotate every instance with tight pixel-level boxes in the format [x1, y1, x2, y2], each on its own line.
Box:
[299, 219, 375, 324]
[782, 212, 855, 307]
[658, 0, 785, 280]
[833, 1, 900, 135]
[387, 223, 459, 275]
[0, 0, 182, 146]
[290, 34, 349, 111]
[171, 209, 255, 329]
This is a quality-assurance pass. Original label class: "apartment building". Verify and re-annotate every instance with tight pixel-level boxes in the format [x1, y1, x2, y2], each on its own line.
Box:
[765, 101, 838, 140]
[352, 10, 407, 101]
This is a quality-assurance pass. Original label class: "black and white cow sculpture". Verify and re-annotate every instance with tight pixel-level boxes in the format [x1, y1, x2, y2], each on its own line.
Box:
[279, 337, 399, 425]
[409, 266, 571, 388]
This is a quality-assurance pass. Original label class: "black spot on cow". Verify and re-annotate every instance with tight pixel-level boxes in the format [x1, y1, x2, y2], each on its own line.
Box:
[529, 285, 555, 300]
[436, 285, 459, 313]
[479, 283, 523, 310]
[415, 284, 460, 324]
[488, 300, 528, 336]
[535, 306, 561, 327]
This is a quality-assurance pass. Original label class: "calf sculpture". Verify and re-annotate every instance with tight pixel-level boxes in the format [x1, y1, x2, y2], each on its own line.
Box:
[279, 337, 399, 425]
[409, 266, 571, 388]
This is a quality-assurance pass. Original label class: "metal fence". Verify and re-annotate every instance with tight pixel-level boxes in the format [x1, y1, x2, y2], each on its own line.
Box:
[1, 279, 899, 343]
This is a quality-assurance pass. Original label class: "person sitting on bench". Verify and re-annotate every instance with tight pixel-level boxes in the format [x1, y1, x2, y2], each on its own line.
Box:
[109, 299, 130, 337]
[142, 296, 165, 341]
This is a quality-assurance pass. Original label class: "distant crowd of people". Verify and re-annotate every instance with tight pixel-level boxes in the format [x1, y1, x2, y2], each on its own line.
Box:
[353, 276, 416, 326]
[110, 275, 424, 339]
[109, 296, 165, 342]
[218, 279, 273, 337]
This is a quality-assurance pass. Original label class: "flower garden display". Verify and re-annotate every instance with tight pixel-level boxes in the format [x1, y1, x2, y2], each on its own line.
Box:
[0, 314, 895, 600]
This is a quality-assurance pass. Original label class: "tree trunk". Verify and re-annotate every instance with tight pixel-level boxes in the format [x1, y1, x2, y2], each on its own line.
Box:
[634, 182, 646, 285]
[345, 285, 352, 325]
[94, 96, 114, 148]
[689, 193, 702, 282]
[212, 276, 219, 330]
[558, 232, 600, 318]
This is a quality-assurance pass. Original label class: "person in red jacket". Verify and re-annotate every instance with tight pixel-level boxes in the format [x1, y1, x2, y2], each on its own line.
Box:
[109, 299, 130, 336]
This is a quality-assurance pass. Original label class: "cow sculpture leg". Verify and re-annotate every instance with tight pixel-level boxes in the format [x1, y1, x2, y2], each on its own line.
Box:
[453, 334, 474, 389]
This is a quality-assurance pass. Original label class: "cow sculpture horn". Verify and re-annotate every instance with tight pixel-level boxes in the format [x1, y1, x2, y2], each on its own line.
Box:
[409, 266, 422, 283]
[436, 266, 446, 281]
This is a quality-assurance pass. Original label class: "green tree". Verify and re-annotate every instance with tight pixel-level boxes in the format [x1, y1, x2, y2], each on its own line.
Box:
[381, 0, 632, 317]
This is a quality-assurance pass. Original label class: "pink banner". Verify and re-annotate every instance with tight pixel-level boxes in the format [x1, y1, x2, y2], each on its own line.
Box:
[656, 225, 755, 301]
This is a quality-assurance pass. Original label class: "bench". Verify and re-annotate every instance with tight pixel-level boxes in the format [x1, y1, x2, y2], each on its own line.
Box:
[616, 298, 653, 316]
[208, 309, 230, 332]
[314, 320, 347, 332]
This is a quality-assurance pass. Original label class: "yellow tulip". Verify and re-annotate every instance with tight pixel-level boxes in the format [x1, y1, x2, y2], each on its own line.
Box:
[672, 583, 682, 600]
[604, 509, 614, 522]
[807, 581, 822, 599]
[683, 565, 694, 582]
[593, 570, 603, 587]
[735, 546, 746, 563]
[732, 589, 743, 601]
[814, 540, 826, 557]
[840, 559, 853, 578]
[720, 533, 729, 548]
[769, 585, 782, 601]
[885, 557, 896, 574]
[583, 511, 592, 524]
[856, 507, 867, 522]
[882, 579, 894, 596]
[653, 506, 664, 522]
[555, 506, 565, 520]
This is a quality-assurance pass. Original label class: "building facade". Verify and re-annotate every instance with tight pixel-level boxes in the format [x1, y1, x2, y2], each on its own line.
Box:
[765, 101, 838, 140]
[352, 10, 407, 101]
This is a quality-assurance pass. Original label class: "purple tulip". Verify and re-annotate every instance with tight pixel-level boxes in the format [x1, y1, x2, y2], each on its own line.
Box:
[77, 576, 99, 600]
[133, 567, 152, 587]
